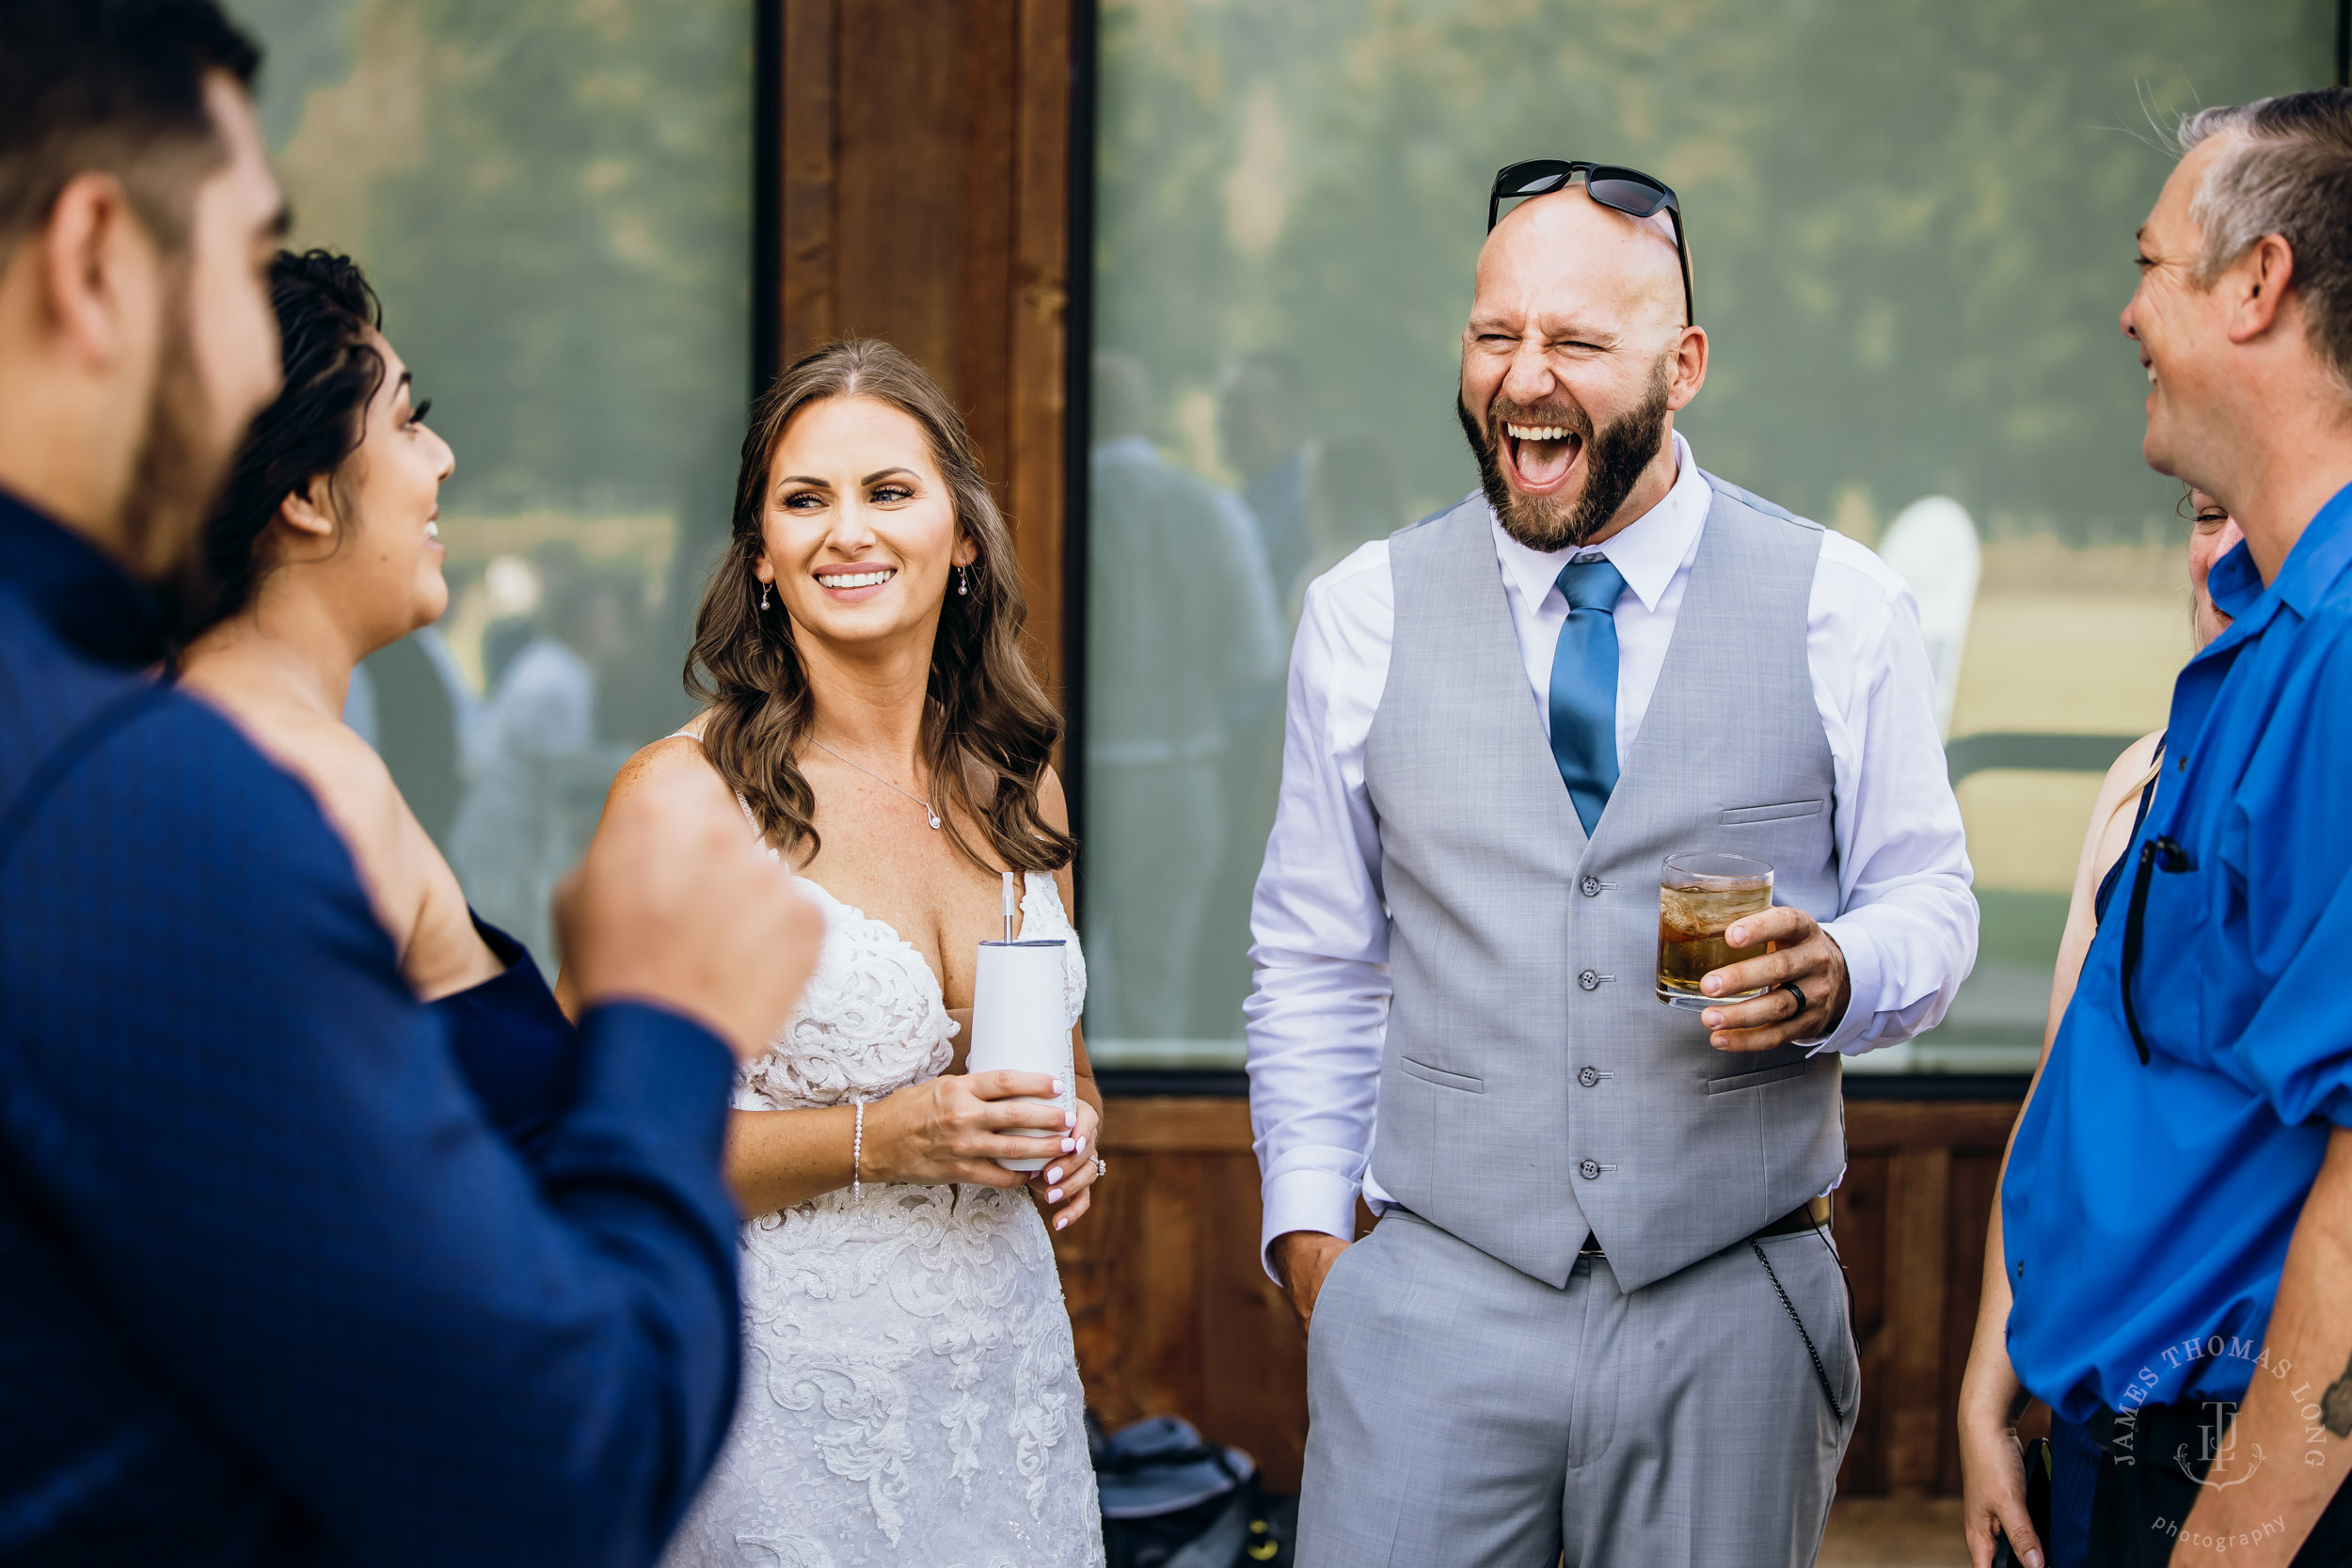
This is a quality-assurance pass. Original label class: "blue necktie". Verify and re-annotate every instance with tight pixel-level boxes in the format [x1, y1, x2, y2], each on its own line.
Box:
[1548, 556, 1627, 835]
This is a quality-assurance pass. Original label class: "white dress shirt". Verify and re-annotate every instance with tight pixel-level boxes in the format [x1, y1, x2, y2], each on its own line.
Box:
[1244, 432, 1979, 1261]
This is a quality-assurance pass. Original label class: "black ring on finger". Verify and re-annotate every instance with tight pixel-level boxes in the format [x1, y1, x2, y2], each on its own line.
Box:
[1778, 979, 1807, 1020]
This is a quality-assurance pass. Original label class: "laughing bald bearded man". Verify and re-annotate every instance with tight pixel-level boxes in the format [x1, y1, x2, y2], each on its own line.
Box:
[1243, 164, 1979, 1567]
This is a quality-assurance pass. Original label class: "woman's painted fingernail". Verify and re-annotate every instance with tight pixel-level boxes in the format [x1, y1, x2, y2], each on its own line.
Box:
[1050, 1078, 1064, 1096]
[1055, 1213, 1069, 1229]
[1062, 1137, 1076, 1153]
[1076, 1136, 1088, 1154]
[1048, 1167, 1064, 1183]
[1048, 1187, 1064, 1202]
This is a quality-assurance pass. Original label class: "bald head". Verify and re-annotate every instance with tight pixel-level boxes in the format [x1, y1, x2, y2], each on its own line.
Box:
[1458, 186, 1707, 550]
[1478, 187, 1686, 338]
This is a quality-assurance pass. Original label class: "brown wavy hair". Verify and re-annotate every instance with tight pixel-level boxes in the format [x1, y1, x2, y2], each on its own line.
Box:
[685, 339, 1073, 873]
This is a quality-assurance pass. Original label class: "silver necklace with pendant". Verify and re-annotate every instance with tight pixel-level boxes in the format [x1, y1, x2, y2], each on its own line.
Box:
[812, 739, 942, 829]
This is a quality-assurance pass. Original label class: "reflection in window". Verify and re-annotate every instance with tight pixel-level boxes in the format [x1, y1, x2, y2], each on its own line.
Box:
[238, 0, 751, 968]
[1084, 0, 2328, 1069]
[1085, 354, 1285, 1053]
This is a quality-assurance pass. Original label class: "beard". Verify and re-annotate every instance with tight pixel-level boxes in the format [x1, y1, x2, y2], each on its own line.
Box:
[1456, 354, 1675, 551]
[122, 279, 231, 618]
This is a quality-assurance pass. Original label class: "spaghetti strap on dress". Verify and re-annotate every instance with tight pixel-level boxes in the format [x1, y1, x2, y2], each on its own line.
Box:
[2090, 734, 2165, 927]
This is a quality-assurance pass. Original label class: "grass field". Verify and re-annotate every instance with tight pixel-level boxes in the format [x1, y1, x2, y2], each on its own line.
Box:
[1872, 539, 2193, 1066]
[1948, 574, 2187, 895]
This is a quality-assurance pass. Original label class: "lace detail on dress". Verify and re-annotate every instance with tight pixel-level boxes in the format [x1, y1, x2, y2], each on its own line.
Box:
[663, 868, 1103, 1568]
[739, 883, 958, 1113]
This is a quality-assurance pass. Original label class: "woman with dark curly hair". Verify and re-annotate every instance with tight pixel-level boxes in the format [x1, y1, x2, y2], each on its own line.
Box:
[176, 249, 576, 1153]
[589, 339, 1106, 1565]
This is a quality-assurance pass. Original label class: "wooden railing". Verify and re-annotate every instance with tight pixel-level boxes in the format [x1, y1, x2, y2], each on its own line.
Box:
[1051, 1093, 2024, 1496]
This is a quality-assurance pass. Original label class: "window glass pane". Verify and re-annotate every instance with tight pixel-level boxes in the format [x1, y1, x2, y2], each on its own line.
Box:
[1084, 0, 2328, 1071]
[237, 0, 752, 971]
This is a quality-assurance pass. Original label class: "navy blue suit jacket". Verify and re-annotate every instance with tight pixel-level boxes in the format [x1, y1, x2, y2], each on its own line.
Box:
[0, 490, 742, 1565]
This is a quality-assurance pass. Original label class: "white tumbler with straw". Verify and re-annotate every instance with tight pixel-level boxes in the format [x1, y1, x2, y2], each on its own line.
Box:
[965, 873, 1073, 1172]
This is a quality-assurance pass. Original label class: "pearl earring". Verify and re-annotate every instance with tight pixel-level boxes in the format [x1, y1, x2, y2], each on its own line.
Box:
[957, 566, 970, 597]
[759, 578, 771, 611]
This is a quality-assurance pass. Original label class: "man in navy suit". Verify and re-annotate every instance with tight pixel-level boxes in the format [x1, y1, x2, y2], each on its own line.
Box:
[0, 4, 822, 1562]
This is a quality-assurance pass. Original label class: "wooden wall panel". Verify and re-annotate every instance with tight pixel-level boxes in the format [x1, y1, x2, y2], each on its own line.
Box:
[1836, 1151, 1895, 1496]
[1883, 1143, 1954, 1491]
[775, 1, 836, 351]
[1942, 1149, 2006, 1495]
[1005, 0, 1075, 685]
[1842, 1100, 2021, 1498]
[1063, 1095, 2026, 1499]
[1057, 1099, 1312, 1490]
[768, 0, 1074, 693]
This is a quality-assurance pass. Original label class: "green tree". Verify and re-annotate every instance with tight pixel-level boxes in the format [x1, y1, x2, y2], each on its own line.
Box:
[235, 0, 751, 534]
[1096, 0, 2329, 539]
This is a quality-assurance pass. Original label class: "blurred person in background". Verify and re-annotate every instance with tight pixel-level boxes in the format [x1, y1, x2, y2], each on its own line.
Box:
[1217, 349, 1313, 595]
[590, 565, 694, 748]
[1285, 433, 1406, 624]
[450, 539, 628, 960]
[1960, 487, 2244, 1568]
[342, 553, 476, 848]
[2000, 89, 2352, 1566]
[356, 614, 475, 846]
[481, 558, 542, 690]
[579, 566, 662, 741]
[593, 340, 1107, 1565]
[1087, 349, 1282, 1041]
[176, 247, 575, 1155]
[1195, 353, 1308, 1037]
[0, 3, 821, 1562]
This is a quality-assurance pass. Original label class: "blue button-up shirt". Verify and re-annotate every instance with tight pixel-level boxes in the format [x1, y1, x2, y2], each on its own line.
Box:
[0, 489, 742, 1565]
[2006, 481, 2352, 1422]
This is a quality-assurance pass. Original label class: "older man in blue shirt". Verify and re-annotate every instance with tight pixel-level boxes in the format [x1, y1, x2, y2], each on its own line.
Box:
[0, 4, 820, 1563]
[2004, 89, 2352, 1568]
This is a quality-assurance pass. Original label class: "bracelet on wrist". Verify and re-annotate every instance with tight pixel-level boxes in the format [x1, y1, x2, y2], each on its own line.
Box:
[851, 1098, 866, 1200]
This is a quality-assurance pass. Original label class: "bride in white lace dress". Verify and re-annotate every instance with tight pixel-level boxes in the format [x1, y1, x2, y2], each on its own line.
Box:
[593, 341, 1106, 1567]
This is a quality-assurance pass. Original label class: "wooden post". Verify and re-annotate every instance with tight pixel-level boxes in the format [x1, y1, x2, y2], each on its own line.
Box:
[1884, 1144, 1954, 1495]
[762, 0, 1076, 697]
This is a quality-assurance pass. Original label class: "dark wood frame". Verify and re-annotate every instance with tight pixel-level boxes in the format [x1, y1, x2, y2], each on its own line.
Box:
[748, 0, 2027, 1500]
[754, 0, 1083, 702]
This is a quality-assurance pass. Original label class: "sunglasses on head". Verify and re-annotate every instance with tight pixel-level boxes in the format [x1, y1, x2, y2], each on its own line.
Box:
[1486, 159, 1694, 327]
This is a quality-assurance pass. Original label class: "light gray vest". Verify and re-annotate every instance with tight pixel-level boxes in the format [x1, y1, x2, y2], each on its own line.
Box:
[1361, 476, 1846, 1292]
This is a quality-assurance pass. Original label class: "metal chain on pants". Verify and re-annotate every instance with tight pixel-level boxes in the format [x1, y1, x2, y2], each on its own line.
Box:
[1752, 1239, 1844, 1425]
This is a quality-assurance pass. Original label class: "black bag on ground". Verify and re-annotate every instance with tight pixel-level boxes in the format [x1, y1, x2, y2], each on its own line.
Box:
[1091, 1414, 1296, 1568]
